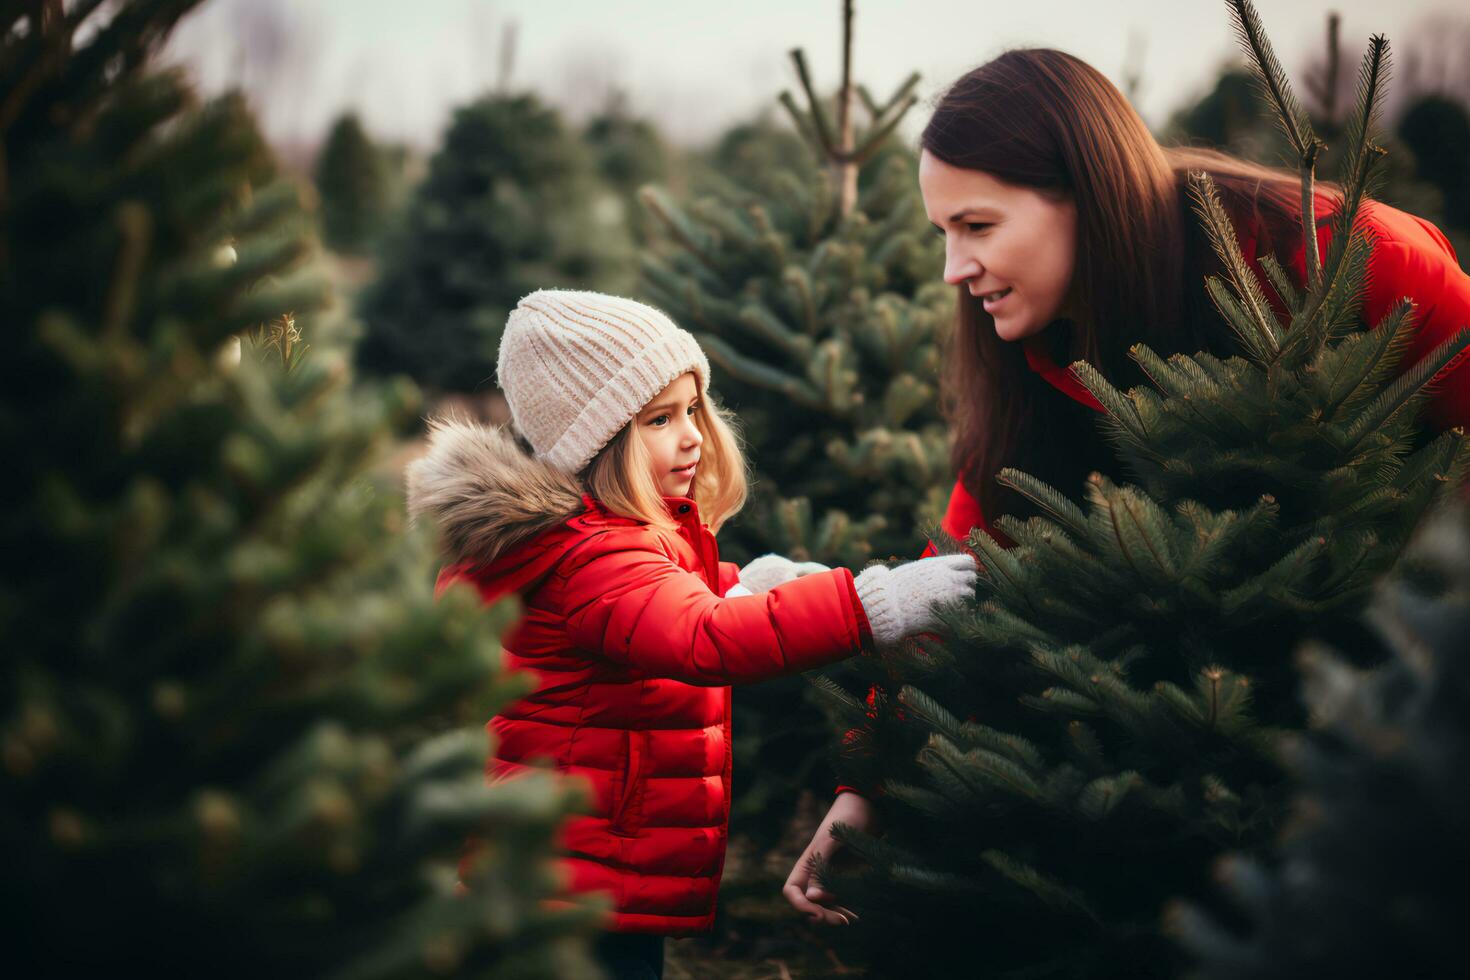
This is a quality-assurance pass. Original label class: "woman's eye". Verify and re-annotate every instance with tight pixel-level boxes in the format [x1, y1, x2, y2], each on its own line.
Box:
[967, 222, 991, 232]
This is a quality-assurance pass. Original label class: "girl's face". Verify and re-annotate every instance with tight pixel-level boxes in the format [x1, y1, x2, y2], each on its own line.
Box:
[636, 371, 704, 497]
[919, 149, 1079, 342]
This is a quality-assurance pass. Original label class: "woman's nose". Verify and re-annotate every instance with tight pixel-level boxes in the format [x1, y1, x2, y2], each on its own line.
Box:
[943, 244, 981, 286]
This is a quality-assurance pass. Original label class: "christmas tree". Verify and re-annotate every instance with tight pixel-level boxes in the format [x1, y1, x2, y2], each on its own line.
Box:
[639, 2, 947, 571]
[0, 3, 596, 975]
[354, 93, 629, 394]
[634, 0, 948, 847]
[584, 93, 671, 244]
[816, 3, 1470, 976]
[315, 111, 393, 256]
[1174, 500, 1470, 980]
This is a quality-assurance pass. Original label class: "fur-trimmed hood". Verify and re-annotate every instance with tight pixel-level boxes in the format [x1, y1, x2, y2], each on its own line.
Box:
[405, 417, 587, 568]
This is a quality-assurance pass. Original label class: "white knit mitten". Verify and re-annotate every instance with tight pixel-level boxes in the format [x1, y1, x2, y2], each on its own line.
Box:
[737, 553, 832, 594]
[853, 555, 978, 646]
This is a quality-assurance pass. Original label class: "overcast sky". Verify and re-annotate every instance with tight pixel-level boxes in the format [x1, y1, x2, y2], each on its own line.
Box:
[162, 0, 1470, 151]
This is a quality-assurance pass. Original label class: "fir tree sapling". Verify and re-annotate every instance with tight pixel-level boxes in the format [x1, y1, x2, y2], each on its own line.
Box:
[1, 4, 597, 975]
[639, 13, 947, 570]
[815, 3, 1470, 976]
[355, 94, 630, 394]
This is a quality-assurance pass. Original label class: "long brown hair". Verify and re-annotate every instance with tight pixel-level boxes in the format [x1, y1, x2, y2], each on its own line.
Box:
[924, 49, 1333, 523]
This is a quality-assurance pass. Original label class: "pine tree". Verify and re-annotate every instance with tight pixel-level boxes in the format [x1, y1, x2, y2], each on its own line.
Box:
[0, 4, 597, 975]
[315, 111, 392, 255]
[634, 2, 946, 848]
[639, 6, 946, 570]
[815, 4, 1470, 976]
[1175, 501, 1470, 980]
[1397, 93, 1470, 256]
[584, 93, 670, 243]
[354, 93, 630, 394]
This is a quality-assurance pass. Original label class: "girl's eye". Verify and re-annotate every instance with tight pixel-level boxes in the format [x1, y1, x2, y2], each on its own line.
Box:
[687, 403, 698, 415]
[649, 415, 669, 426]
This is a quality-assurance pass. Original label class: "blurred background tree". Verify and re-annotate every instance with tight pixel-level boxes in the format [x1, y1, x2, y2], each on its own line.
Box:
[0, 2, 598, 975]
[314, 111, 393, 256]
[1177, 499, 1470, 980]
[353, 92, 632, 396]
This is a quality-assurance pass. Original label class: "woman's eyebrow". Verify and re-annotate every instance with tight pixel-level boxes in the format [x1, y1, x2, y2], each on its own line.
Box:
[949, 206, 1000, 221]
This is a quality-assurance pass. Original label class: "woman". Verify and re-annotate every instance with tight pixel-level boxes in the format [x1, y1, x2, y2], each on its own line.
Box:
[783, 47, 1470, 926]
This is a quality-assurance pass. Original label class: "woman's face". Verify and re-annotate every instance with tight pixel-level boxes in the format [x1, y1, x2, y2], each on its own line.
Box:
[919, 149, 1079, 343]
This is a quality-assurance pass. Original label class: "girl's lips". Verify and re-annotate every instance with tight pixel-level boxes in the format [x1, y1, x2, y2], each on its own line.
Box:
[672, 462, 697, 476]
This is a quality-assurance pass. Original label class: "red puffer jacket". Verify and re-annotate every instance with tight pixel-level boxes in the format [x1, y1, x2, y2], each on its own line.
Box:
[406, 421, 871, 935]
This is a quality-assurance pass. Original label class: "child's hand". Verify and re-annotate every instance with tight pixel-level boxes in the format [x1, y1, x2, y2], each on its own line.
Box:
[783, 791, 874, 925]
[738, 553, 831, 593]
[853, 554, 978, 647]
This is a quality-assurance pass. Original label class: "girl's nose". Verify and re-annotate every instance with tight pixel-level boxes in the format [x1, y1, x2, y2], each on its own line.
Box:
[683, 420, 703, 448]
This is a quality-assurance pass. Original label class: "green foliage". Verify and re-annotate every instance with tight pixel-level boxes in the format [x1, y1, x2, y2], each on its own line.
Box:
[355, 93, 631, 394]
[640, 117, 951, 568]
[315, 111, 393, 255]
[584, 96, 670, 243]
[0, 4, 598, 976]
[1176, 502, 1470, 980]
[819, 5, 1470, 976]
[1165, 18, 1467, 270]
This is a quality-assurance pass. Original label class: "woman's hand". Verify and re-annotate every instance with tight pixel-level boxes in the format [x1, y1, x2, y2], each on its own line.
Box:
[783, 791, 874, 925]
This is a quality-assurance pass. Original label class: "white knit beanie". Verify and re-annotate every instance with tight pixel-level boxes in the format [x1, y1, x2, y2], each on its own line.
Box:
[496, 290, 712, 474]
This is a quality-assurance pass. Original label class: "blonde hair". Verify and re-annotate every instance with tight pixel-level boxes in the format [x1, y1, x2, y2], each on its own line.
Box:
[583, 394, 748, 534]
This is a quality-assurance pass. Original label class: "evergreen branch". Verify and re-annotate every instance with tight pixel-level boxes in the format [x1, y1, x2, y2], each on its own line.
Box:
[1227, 0, 1314, 159]
[1336, 35, 1392, 235]
[1071, 361, 1148, 437]
[687, 330, 827, 411]
[1340, 328, 1470, 451]
[1257, 254, 1301, 316]
[996, 468, 1092, 541]
[777, 90, 819, 149]
[1300, 40, 1391, 329]
[788, 48, 838, 158]
[737, 303, 815, 360]
[1188, 171, 1281, 356]
[638, 186, 720, 273]
[852, 96, 919, 165]
[979, 849, 1095, 915]
[1316, 298, 1414, 419]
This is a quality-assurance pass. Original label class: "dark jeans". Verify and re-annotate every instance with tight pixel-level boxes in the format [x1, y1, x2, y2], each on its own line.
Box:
[594, 932, 665, 980]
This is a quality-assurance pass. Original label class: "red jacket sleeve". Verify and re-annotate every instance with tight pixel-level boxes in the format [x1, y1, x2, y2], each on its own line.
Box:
[1360, 223, 1470, 432]
[717, 560, 742, 597]
[560, 530, 868, 686]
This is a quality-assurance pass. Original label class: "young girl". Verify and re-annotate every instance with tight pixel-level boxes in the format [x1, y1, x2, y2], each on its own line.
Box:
[406, 289, 976, 979]
[786, 46, 1470, 924]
